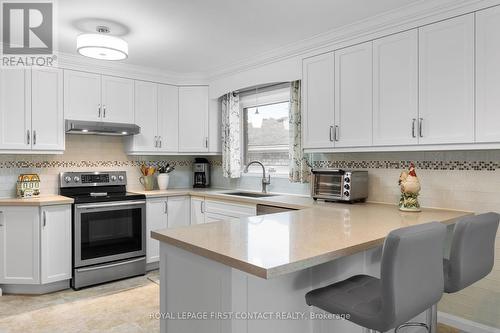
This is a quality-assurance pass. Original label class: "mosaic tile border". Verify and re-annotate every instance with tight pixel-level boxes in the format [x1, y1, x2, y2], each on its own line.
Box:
[312, 160, 500, 171]
[0, 160, 223, 169]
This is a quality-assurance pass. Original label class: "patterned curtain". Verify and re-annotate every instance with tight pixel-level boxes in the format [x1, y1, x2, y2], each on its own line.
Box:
[289, 80, 311, 183]
[221, 92, 242, 178]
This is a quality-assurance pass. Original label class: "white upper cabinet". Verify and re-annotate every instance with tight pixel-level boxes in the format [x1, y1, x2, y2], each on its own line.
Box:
[179, 86, 209, 152]
[40, 205, 71, 284]
[373, 30, 418, 146]
[158, 84, 179, 152]
[0, 68, 31, 150]
[0, 67, 63, 152]
[64, 70, 101, 122]
[302, 52, 335, 149]
[476, 6, 500, 143]
[64, 70, 135, 125]
[334, 41, 373, 147]
[31, 67, 64, 151]
[101, 75, 135, 124]
[131, 80, 159, 152]
[418, 14, 475, 145]
[0, 207, 40, 284]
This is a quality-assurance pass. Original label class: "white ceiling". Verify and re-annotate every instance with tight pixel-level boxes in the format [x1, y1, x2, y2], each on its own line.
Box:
[57, 0, 425, 74]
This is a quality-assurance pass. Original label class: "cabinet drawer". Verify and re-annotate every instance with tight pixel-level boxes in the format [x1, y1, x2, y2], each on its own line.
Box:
[204, 200, 256, 217]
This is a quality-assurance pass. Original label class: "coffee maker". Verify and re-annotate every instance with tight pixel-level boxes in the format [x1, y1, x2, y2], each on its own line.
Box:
[193, 158, 210, 188]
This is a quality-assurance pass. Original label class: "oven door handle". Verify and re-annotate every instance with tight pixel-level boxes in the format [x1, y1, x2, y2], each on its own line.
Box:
[75, 200, 146, 210]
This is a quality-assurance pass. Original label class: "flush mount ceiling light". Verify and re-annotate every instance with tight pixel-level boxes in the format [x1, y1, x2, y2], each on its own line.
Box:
[77, 26, 128, 61]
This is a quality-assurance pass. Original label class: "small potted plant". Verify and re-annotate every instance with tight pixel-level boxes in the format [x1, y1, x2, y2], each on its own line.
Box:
[157, 164, 175, 190]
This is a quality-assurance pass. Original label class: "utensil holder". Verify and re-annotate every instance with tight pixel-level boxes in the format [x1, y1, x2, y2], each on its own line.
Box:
[157, 174, 170, 190]
[139, 175, 155, 191]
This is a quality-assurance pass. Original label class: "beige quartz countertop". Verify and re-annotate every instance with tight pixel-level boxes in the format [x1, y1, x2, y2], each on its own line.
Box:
[152, 201, 471, 279]
[0, 195, 74, 206]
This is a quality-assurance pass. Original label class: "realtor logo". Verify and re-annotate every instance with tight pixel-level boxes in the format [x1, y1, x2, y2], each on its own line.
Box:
[2, 2, 52, 54]
[1, 1, 56, 66]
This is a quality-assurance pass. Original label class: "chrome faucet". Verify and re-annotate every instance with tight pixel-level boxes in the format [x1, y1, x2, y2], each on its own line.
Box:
[244, 160, 271, 193]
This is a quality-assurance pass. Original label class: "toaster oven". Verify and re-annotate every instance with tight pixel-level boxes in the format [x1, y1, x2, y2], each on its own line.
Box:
[311, 169, 368, 202]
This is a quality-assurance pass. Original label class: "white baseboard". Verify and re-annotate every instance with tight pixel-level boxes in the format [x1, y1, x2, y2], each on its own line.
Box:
[438, 311, 500, 333]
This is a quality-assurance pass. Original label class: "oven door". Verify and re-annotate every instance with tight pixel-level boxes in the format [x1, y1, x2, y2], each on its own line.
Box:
[74, 200, 146, 268]
[312, 171, 344, 200]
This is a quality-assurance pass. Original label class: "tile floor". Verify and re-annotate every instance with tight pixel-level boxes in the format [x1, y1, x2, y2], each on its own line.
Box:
[0, 271, 160, 333]
[0, 271, 466, 333]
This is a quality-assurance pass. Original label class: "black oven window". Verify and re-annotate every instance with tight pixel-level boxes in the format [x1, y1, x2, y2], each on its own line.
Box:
[80, 208, 142, 260]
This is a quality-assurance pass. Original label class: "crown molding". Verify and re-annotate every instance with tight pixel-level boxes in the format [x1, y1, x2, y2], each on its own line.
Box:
[55, 51, 207, 85]
[206, 0, 500, 81]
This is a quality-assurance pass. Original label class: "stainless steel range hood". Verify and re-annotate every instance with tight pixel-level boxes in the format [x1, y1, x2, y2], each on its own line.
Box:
[65, 120, 140, 136]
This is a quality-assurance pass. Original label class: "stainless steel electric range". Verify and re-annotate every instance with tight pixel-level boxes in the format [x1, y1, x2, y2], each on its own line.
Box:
[60, 171, 146, 290]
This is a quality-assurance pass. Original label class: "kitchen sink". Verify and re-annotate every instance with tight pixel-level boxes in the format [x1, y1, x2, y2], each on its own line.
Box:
[224, 191, 278, 198]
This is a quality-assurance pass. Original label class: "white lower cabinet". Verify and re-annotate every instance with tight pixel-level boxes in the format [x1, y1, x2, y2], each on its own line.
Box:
[0, 205, 71, 286]
[190, 197, 206, 225]
[0, 207, 40, 284]
[41, 206, 72, 284]
[146, 196, 190, 264]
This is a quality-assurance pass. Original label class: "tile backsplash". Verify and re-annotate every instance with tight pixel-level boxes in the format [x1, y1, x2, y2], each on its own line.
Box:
[0, 135, 205, 198]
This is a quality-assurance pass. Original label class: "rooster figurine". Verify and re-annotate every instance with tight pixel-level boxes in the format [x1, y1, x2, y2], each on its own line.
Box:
[398, 163, 421, 212]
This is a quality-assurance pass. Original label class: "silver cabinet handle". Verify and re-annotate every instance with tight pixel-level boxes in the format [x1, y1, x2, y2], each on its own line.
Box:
[200, 201, 205, 214]
[164, 201, 168, 214]
[0, 210, 3, 227]
[205, 137, 208, 148]
[419, 118, 423, 138]
[412, 118, 417, 138]
[334, 125, 340, 141]
[103, 105, 106, 118]
[154, 136, 158, 148]
[43, 211, 46, 227]
[98, 104, 101, 118]
[159, 136, 162, 148]
[329, 126, 334, 142]
[33, 130, 37, 145]
[27, 130, 30, 145]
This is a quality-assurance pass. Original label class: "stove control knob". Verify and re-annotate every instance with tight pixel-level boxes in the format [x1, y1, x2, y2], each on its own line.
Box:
[344, 177, 350, 183]
[73, 176, 80, 183]
[110, 175, 117, 182]
[344, 184, 350, 190]
[344, 191, 350, 197]
[64, 176, 72, 183]
[118, 175, 124, 181]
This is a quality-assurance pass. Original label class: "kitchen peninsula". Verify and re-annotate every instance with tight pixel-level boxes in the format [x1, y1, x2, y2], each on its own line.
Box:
[152, 200, 471, 333]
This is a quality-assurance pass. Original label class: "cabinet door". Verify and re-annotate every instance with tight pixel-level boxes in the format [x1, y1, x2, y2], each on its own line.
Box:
[158, 84, 179, 152]
[178, 86, 209, 152]
[418, 14, 474, 144]
[190, 197, 205, 225]
[0, 68, 31, 150]
[0, 207, 40, 284]
[167, 196, 190, 228]
[373, 30, 418, 146]
[41, 205, 71, 284]
[31, 67, 65, 151]
[334, 42, 373, 147]
[476, 7, 500, 143]
[302, 53, 335, 149]
[101, 76, 135, 124]
[146, 198, 168, 264]
[132, 81, 158, 152]
[64, 70, 102, 122]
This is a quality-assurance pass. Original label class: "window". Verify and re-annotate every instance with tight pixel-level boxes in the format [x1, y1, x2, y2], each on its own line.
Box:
[241, 86, 290, 175]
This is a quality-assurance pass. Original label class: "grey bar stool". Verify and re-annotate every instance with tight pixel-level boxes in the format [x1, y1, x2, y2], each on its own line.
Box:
[305, 222, 447, 333]
[424, 212, 500, 333]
